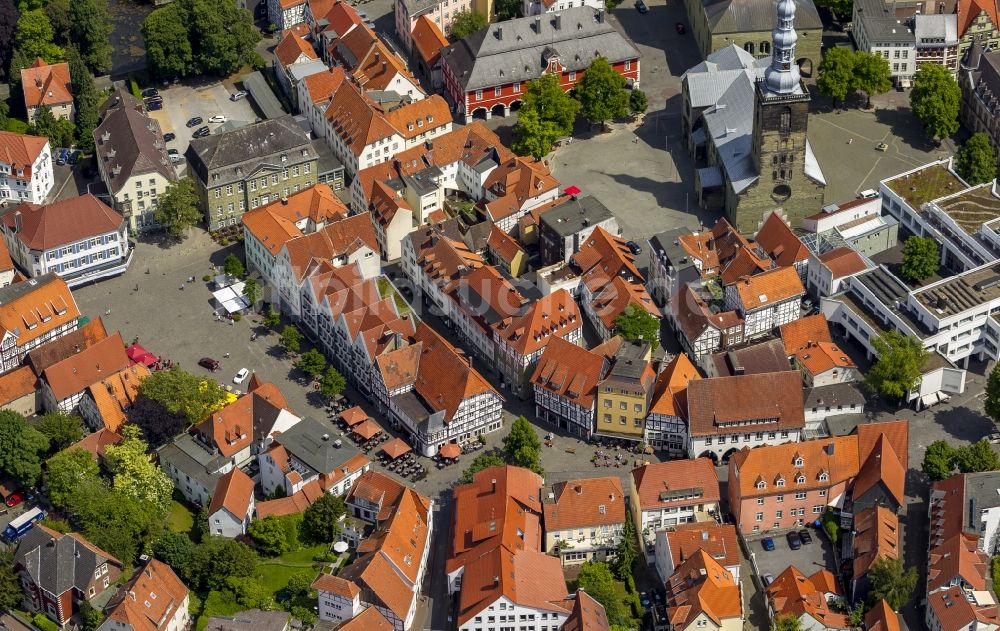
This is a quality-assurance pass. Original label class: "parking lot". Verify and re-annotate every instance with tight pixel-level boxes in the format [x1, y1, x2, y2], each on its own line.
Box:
[145, 82, 260, 176]
[749, 527, 836, 585]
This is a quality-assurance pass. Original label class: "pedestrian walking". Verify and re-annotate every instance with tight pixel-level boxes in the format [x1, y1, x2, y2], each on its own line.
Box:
[105, 308, 111, 315]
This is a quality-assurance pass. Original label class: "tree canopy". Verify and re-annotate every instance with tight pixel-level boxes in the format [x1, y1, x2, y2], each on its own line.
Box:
[852, 51, 892, 108]
[128, 396, 188, 448]
[280, 325, 303, 354]
[319, 366, 346, 398]
[922, 440, 956, 481]
[611, 514, 637, 581]
[0, 0, 19, 82]
[865, 330, 929, 401]
[66, 46, 99, 153]
[576, 57, 630, 126]
[911, 63, 961, 140]
[302, 492, 346, 543]
[295, 348, 327, 378]
[459, 451, 506, 484]
[0, 548, 22, 613]
[986, 362, 1000, 425]
[248, 516, 291, 556]
[512, 73, 580, 160]
[448, 10, 487, 40]
[955, 132, 997, 185]
[953, 439, 1000, 474]
[155, 177, 202, 237]
[494, 0, 519, 20]
[867, 557, 918, 609]
[900, 235, 940, 282]
[142, 0, 260, 79]
[14, 9, 64, 64]
[223, 253, 244, 279]
[68, 0, 112, 73]
[817, 47, 855, 106]
[104, 425, 174, 514]
[575, 562, 630, 627]
[0, 410, 49, 487]
[30, 105, 74, 148]
[139, 365, 229, 425]
[36, 412, 83, 452]
[502, 416, 543, 475]
[185, 537, 258, 591]
[242, 278, 261, 311]
[614, 303, 660, 350]
[45, 447, 100, 506]
[629, 89, 647, 115]
[772, 614, 804, 631]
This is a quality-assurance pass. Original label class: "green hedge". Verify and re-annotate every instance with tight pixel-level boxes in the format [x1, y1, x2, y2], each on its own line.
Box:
[128, 76, 142, 100]
[33, 614, 59, 631]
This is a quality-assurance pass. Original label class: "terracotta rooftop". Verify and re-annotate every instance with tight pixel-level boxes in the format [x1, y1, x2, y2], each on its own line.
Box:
[255, 479, 324, 518]
[665, 549, 742, 628]
[927, 585, 1000, 631]
[301, 67, 347, 106]
[411, 15, 448, 66]
[0, 131, 49, 179]
[561, 590, 610, 631]
[543, 476, 625, 531]
[0, 365, 36, 407]
[336, 607, 394, 631]
[755, 212, 809, 267]
[531, 336, 615, 410]
[2, 194, 124, 251]
[649, 353, 700, 417]
[208, 468, 255, 521]
[346, 469, 410, 522]
[323, 80, 399, 158]
[686, 371, 804, 437]
[274, 30, 318, 67]
[493, 289, 581, 358]
[0, 275, 80, 349]
[42, 333, 130, 402]
[103, 560, 189, 631]
[766, 566, 849, 629]
[729, 265, 805, 311]
[818, 247, 868, 279]
[283, 214, 378, 281]
[384, 95, 452, 142]
[311, 573, 360, 599]
[729, 435, 859, 498]
[87, 363, 150, 432]
[20, 59, 73, 109]
[241, 184, 349, 256]
[852, 506, 899, 578]
[631, 458, 720, 511]
[793, 340, 857, 377]
[865, 600, 902, 631]
[58, 428, 123, 461]
[779, 314, 832, 356]
[665, 523, 741, 572]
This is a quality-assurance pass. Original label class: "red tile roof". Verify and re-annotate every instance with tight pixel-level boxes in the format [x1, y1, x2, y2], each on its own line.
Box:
[561, 590, 610, 631]
[255, 479, 325, 518]
[493, 289, 581, 357]
[649, 353, 700, 417]
[819, 247, 868, 279]
[384, 96, 452, 142]
[779, 314, 833, 356]
[719, 245, 773, 285]
[793, 340, 857, 376]
[43, 333, 130, 402]
[531, 336, 613, 410]
[686, 371, 804, 437]
[665, 549, 742, 628]
[486, 225, 525, 265]
[866, 600, 902, 631]
[346, 470, 408, 521]
[283, 214, 378, 281]
[631, 458, 720, 511]
[337, 607, 394, 631]
[197, 392, 253, 458]
[766, 567, 848, 629]
[853, 432, 906, 507]
[274, 31, 318, 67]
[729, 435, 859, 498]
[958, 0, 1000, 37]
[311, 573, 360, 599]
[58, 428, 123, 461]
[755, 213, 809, 267]
[664, 523, 740, 571]
[323, 80, 399, 158]
[21, 59, 73, 109]
[852, 506, 898, 578]
[241, 184, 349, 256]
[3, 194, 124, 251]
[730, 266, 805, 311]
[543, 477, 625, 531]
[0, 365, 36, 406]
[411, 15, 448, 66]
[301, 67, 347, 107]
[208, 468, 255, 521]
[104, 560, 189, 631]
[927, 585, 1000, 631]
[0, 132, 49, 179]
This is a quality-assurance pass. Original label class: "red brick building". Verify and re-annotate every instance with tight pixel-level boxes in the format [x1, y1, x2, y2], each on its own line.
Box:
[439, 7, 640, 120]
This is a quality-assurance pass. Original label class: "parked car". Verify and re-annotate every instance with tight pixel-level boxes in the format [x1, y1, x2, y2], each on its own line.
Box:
[5, 492, 23, 507]
[876, 142, 889, 152]
[675, 22, 686, 33]
[640, 592, 650, 608]
[147, 101, 163, 111]
[230, 91, 248, 101]
[763, 574, 775, 586]
[625, 240, 642, 255]
[761, 537, 775, 551]
[186, 116, 204, 127]
[55, 148, 69, 165]
[68, 150, 81, 165]
[799, 529, 813, 545]
[209, 115, 227, 123]
[198, 357, 220, 372]
[141, 88, 159, 98]
[163, 132, 176, 142]
[167, 149, 180, 163]
[786, 531, 802, 550]
[193, 126, 211, 138]
[234, 368, 250, 384]
[989, 432, 1000, 444]
[634, 0, 648, 12]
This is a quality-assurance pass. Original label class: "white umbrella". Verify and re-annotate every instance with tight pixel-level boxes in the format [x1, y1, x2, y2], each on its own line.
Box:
[333, 541, 349, 553]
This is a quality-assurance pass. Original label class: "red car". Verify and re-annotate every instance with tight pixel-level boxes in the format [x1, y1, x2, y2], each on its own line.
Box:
[5, 492, 23, 507]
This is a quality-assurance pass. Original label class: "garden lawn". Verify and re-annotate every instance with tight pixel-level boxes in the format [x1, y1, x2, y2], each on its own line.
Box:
[167, 501, 195, 534]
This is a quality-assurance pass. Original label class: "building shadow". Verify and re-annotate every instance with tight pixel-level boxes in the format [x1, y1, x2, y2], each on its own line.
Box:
[930, 404, 993, 442]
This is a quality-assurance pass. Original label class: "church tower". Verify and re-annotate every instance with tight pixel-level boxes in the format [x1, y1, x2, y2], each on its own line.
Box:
[741, 0, 817, 232]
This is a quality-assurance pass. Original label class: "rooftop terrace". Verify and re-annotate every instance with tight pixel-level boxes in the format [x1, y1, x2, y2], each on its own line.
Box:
[935, 184, 1000, 235]
[885, 164, 964, 209]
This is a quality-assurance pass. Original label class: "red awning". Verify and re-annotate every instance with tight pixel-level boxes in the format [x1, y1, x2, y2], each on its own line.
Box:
[564, 185, 581, 196]
[381, 437, 412, 460]
[126, 343, 157, 367]
[352, 419, 382, 440]
[439, 443, 462, 459]
[339, 406, 368, 428]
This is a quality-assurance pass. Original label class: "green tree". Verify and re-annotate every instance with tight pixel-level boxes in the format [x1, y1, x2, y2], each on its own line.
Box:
[575, 562, 630, 626]
[922, 440, 957, 481]
[152, 531, 195, 574]
[900, 235, 940, 282]
[155, 177, 202, 237]
[280, 325, 303, 354]
[865, 330, 929, 401]
[868, 557, 918, 609]
[494, 0, 519, 19]
[956, 132, 997, 185]
[319, 366, 346, 398]
[987, 362, 1000, 425]
[66, 46, 99, 153]
[448, 9, 487, 40]
[302, 492, 346, 543]
[30, 104, 74, 148]
[129, 397, 187, 449]
[817, 47, 855, 106]
[290, 606, 316, 626]
[512, 73, 580, 159]
[186, 0, 262, 76]
[614, 303, 660, 350]
[242, 278, 261, 311]
[772, 614, 804, 631]
[502, 416, 543, 474]
[628, 88, 647, 115]
[248, 516, 290, 556]
[576, 57, 629, 127]
[459, 451, 506, 484]
[69, 0, 112, 73]
[0, 410, 49, 487]
[0, 0, 18, 82]
[223, 253, 245, 279]
[955, 439, 1000, 473]
[187, 538, 258, 591]
[0, 101, 9, 132]
[285, 571, 314, 600]
[43, 0, 70, 45]
[852, 51, 892, 108]
[140, 365, 228, 424]
[264, 304, 281, 328]
[14, 9, 64, 64]
[226, 576, 269, 608]
[78, 601, 104, 631]
[67, 478, 164, 565]
[911, 63, 961, 141]
[0, 548, 22, 613]
[295, 348, 327, 378]
[612, 515, 637, 581]
[36, 412, 83, 451]
[44, 446, 100, 506]
[104, 425, 174, 514]
[141, 3, 193, 79]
